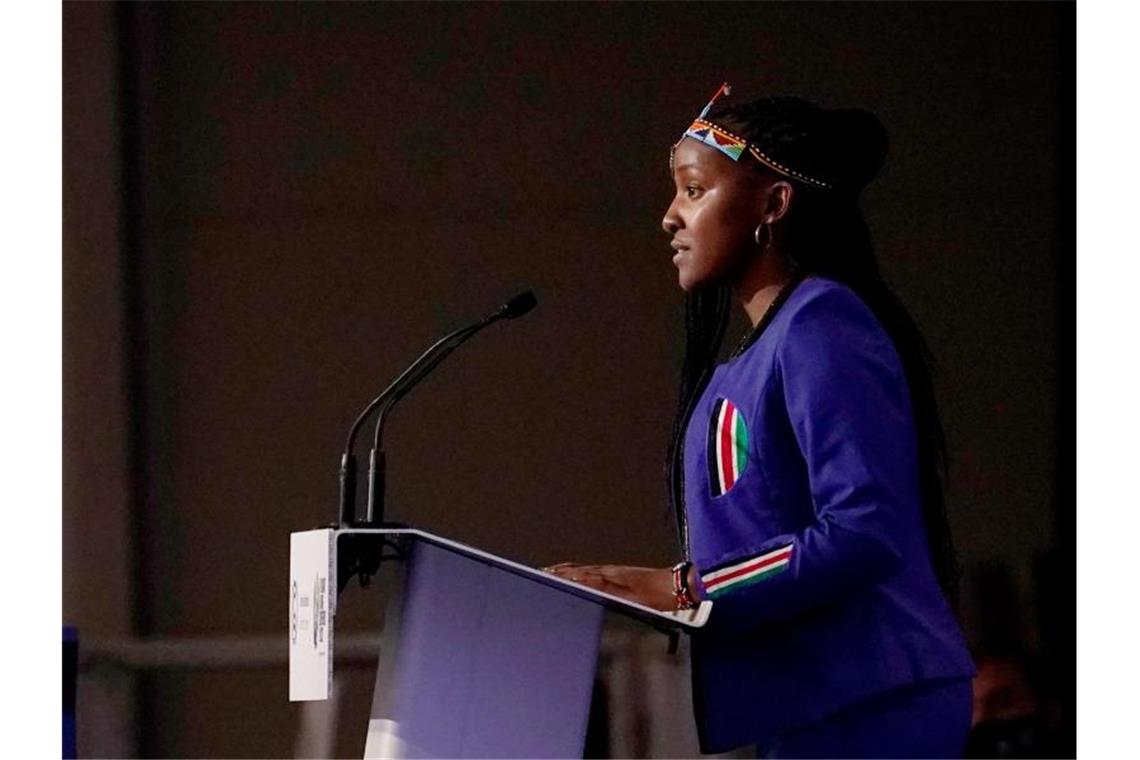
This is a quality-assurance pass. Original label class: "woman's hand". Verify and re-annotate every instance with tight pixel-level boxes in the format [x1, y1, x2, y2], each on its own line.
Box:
[542, 563, 676, 611]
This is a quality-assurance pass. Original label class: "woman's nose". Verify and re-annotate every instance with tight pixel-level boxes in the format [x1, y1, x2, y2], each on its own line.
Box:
[662, 202, 681, 235]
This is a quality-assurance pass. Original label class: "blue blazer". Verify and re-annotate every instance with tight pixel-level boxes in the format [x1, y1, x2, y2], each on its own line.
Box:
[682, 277, 975, 753]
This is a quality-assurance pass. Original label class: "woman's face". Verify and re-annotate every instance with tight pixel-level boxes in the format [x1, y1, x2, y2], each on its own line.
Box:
[661, 139, 765, 291]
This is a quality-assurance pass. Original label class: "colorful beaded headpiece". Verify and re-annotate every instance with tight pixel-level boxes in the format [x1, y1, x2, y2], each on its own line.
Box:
[670, 82, 834, 191]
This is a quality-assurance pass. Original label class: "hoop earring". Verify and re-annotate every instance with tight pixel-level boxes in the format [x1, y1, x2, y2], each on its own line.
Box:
[754, 223, 772, 252]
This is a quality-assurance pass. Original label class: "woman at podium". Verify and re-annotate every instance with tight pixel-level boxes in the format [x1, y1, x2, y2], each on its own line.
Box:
[547, 85, 976, 758]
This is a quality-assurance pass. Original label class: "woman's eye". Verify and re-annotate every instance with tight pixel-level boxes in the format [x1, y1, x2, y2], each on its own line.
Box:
[685, 185, 702, 199]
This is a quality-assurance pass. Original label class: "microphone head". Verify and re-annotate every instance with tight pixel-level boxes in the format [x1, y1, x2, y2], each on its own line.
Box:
[500, 290, 537, 320]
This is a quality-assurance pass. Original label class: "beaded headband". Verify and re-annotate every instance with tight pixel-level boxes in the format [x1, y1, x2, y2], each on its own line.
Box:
[670, 82, 834, 191]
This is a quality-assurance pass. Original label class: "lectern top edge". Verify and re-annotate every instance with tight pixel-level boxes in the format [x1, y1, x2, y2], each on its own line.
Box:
[333, 527, 712, 630]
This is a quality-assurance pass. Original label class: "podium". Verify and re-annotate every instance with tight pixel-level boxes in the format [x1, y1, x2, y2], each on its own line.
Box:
[289, 527, 710, 758]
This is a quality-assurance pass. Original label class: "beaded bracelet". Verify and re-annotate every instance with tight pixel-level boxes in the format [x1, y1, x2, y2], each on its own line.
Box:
[671, 561, 696, 610]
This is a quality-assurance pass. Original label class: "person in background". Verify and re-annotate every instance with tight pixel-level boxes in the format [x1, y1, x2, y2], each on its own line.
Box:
[967, 646, 1065, 758]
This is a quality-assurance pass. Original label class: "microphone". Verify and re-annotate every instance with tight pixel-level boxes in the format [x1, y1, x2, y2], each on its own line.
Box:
[337, 290, 538, 528]
[498, 290, 537, 320]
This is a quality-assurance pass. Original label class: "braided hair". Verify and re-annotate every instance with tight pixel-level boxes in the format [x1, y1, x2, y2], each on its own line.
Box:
[666, 96, 961, 606]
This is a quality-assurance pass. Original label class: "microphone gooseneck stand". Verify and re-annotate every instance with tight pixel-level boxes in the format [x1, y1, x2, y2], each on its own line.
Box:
[334, 291, 537, 592]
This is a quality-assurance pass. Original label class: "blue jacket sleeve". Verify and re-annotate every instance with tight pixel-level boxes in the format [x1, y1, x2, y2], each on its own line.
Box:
[697, 286, 916, 636]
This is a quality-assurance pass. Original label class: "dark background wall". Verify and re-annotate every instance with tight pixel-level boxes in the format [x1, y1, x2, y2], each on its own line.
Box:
[64, 2, 1073, 757]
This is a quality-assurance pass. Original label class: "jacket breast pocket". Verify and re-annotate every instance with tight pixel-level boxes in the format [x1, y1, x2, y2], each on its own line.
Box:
[706, 396, 752, 498]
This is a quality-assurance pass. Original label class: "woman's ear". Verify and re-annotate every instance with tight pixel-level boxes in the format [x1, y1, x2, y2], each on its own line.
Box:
[763, 180, 795, 225]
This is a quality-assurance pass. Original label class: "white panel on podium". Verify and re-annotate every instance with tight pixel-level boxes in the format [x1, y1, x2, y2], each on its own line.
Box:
[289, 528, 336, 701]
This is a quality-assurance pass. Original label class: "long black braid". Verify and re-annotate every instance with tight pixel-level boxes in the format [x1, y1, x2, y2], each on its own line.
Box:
[666, 284, 731, 555]
[665, 96, 961, 607]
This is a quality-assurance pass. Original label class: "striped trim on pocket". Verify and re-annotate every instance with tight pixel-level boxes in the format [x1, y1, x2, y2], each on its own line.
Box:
[707, 397, 749, 497]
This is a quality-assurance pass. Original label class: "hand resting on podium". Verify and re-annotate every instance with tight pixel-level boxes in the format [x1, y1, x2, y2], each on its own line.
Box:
[542, 563, 696, 612]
